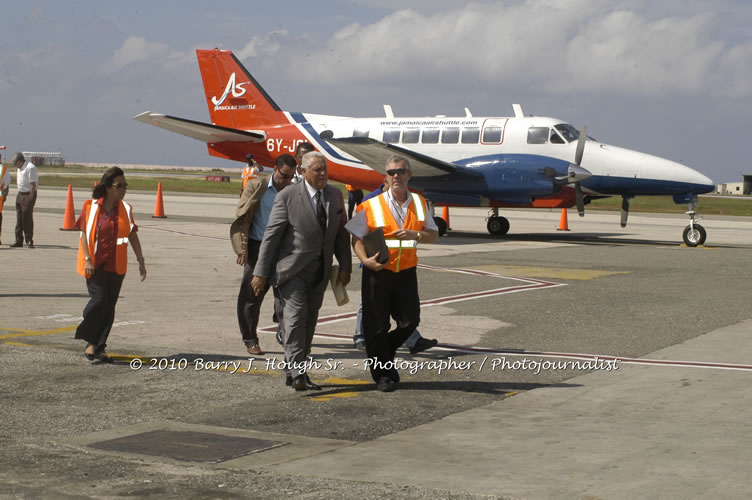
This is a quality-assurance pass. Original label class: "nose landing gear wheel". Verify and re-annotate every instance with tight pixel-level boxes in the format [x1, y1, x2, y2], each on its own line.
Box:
[682, 223, 706, 247]
[487, 216, 510, 235]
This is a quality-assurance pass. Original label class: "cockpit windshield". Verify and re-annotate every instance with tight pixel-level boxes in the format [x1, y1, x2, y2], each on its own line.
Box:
[554, 124, 580, 143]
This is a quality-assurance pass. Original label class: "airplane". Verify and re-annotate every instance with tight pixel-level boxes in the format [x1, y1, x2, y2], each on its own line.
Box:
[134, 48, 715, 246]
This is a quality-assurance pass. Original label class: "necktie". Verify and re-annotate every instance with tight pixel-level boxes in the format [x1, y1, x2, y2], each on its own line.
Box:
[315, 191, 327, 233]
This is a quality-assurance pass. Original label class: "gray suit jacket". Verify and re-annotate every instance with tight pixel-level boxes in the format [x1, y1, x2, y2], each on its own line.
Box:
[253, 181, 352, 286]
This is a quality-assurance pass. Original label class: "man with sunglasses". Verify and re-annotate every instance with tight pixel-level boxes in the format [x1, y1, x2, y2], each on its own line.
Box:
[231, 154, 297, 355]
[351, 182, 438, 355]
[346, 155, 439, 392]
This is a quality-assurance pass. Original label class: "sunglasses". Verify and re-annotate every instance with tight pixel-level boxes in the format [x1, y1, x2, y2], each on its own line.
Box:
[386, 168, 408, 177]
[112, 182, 128, 189]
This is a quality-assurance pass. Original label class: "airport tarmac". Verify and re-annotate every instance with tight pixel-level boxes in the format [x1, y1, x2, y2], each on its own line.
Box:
[2, 186, 752, 498]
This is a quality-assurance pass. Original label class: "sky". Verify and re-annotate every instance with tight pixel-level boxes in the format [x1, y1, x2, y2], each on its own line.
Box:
[1, 0, 751, 182]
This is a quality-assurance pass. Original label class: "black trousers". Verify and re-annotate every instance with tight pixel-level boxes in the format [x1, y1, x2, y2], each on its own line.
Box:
[15, 191, 36, 245]
[361, 266, 420, 382]
[348, 190, 364, 220]
[238, 239, 271, 346]
[75, 266, 125, 351]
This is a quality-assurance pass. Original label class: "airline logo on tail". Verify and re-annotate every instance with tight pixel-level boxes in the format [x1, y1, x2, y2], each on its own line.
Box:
[211, 72, 255, 111]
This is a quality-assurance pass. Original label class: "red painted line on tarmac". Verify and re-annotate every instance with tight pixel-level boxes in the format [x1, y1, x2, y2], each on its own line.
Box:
[287, 332, 752, 373]
[258, 279, 563, 332]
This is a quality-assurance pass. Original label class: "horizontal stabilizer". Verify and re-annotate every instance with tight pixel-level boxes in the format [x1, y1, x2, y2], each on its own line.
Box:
[327, 137, 481, 179]
[133, 112, 266, 143]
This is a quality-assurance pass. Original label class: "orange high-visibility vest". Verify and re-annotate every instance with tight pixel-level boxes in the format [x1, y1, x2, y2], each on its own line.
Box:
[241, 165, 260, 190]
[361, 191, 427, 272]
[77, 199, 135, 277]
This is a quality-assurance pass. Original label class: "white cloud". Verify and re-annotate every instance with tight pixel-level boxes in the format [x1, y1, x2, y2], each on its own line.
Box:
[285, 0, 752, 97]
[101, 36, 170, 74]
[236, 30, 289, 60]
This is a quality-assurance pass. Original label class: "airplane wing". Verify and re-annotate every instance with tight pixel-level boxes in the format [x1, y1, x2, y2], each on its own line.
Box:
[133, 112, 266, 143]
[327, 137, 482, 179]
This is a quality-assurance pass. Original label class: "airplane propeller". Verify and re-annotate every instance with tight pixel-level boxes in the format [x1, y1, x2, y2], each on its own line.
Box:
[550, 126, 591, 216]
[572, 126, 589, 217]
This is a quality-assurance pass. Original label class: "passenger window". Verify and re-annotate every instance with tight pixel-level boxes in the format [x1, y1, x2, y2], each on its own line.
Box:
[527, 127, 548, 144]
[422, 128, 440, 144]
[383, 128, 401, 143]
[353, 128, 370, 138]
[461, 127, 480, 143]
[549, 129, 565, 144]
[402, 128, 420, 144]
[482, 126, 502, 143]
[441, 127, 460, 144]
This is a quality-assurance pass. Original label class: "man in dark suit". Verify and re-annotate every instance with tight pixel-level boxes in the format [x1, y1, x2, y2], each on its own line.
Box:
[252, 152, 351, 391]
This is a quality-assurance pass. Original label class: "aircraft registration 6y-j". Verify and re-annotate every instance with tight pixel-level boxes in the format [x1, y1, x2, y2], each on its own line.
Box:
[134, 48, 715, 246]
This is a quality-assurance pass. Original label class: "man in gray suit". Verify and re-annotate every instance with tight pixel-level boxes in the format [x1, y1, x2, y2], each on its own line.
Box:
[252, 152, 352, 391]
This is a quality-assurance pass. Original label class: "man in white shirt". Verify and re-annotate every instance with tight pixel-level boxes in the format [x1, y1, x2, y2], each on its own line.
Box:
[11, 153, 38, 248]
[345, 155, 439, 391]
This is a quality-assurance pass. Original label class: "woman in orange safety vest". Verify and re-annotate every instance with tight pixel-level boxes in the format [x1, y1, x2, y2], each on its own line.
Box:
[74, 167, 147, 362]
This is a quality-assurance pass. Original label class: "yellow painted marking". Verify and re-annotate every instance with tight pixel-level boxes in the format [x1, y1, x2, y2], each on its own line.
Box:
[0, 327, 34, 333]
[0, 325, 76, 339]
[322, 377, 370, 386]
[679, 244, 716, 250]
[311, 392, 362, 401]
[3, 341, 34, 347]
[471, 264, 629, 281]
[310, 378, 371, 401]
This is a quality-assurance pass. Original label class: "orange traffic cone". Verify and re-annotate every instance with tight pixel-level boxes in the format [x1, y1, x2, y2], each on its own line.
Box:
[441, 206, 451, 230]
[557, 208, 570, 231]
[60, 184, 77, 231]
[153, 182, 167, 218]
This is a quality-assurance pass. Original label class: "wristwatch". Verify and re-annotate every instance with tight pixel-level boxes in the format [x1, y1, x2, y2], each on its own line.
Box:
[416, 231, 422, 242]
[84, 256, 91, 262]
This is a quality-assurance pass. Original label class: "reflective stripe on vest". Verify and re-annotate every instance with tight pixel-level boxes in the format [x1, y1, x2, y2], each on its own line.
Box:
[385, 240, 417, 248]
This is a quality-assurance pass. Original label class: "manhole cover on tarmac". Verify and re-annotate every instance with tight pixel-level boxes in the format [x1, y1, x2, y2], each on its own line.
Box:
[89, 430, 289, 463]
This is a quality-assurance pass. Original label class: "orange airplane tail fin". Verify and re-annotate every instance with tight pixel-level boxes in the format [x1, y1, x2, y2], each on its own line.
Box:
[196, 49, 287, 129]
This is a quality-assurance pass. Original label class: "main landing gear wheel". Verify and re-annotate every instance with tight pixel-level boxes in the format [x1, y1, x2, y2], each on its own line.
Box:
[682, 223, 706, 247]
[487, 216, 510, 235]
[433, 216, 448, 237]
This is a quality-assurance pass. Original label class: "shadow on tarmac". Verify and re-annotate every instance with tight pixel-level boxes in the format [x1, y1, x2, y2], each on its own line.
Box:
[442, 230, 750, 248]
[303, 380, 581, 398]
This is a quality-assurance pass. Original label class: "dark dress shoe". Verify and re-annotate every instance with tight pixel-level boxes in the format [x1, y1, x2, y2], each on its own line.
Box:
[410, 337, 438, 354]
[376, 377, 397, 392]
[304, 374, 321, 390]
[291, 375, 306, 391]
[10, 242, 22, 247]
[27, 242, 34, 248]
[285, 375, 293, 386]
